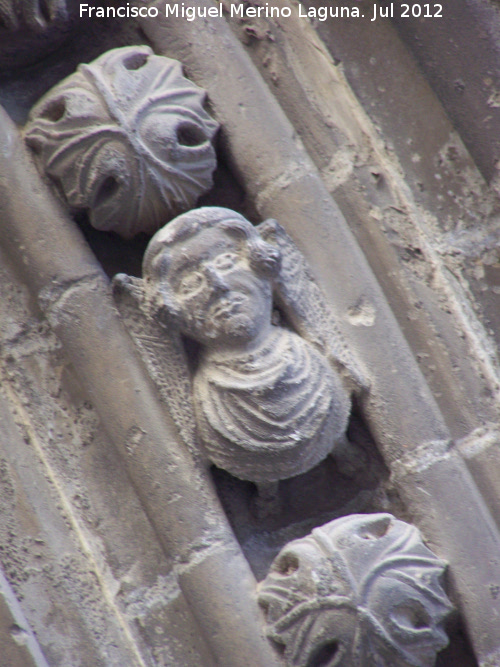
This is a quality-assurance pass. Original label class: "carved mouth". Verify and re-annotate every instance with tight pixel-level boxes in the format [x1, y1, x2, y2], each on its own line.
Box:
[211, 294, 246, 319]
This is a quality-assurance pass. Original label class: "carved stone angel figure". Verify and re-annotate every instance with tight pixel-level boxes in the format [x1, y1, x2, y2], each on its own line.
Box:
[114, 207, 366, 484]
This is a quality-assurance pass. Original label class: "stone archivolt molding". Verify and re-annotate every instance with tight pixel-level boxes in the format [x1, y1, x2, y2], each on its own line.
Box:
[258, 513, 452, 667]
[113, 206, 365, 484]
[25, 46, 219, 238]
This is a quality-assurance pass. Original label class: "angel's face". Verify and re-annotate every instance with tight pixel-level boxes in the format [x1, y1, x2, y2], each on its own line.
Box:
[165, 226, 273, 349]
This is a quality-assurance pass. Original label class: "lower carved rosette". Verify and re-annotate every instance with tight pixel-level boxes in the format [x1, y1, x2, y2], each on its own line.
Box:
[258, 513, 452, 667]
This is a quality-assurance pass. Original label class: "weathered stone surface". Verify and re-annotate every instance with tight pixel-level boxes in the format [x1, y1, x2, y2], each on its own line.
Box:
[0, 167, 216, 666]
[0, 564, 50, 666]
[139, 4, 500, 662]
[259, 513, 452, 667]
[0, 107, 281, 667]
[392, 0, 500, 186]
[0, 3, 498, 666]
[114, 207, 356, 483]
[25, 46, 218, 238]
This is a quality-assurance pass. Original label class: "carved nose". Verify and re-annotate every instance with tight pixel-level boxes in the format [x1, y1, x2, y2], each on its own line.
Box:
[205, 266, 229, 294]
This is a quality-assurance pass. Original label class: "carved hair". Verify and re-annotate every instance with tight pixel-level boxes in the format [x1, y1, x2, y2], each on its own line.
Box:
[142, 206, 281, 285]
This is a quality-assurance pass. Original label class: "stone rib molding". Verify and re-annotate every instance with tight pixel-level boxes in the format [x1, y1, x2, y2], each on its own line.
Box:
[139, 4, 500, 663]
[227, 2, 500, 607]
[226, 0, 500, 433]
[0, 565, 50, 667]
[0, 107, 282, 667]
[0, 375, 152, 666]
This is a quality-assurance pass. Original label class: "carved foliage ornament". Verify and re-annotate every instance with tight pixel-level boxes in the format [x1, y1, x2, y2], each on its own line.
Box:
[258, 514, 452, 667]
[25, 46, 219, 238]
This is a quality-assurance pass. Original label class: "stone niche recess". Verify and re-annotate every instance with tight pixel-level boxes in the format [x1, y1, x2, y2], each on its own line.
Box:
[0, 3, 497, 667]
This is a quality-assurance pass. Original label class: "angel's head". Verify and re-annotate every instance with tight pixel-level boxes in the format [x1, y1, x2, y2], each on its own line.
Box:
[143, 207, 281, 348]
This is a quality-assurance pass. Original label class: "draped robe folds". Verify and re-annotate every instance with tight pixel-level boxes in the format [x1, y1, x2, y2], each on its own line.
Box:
[193, 327, 350, 483]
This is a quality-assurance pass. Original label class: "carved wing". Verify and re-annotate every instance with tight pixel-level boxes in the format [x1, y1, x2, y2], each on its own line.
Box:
[258, 219, 368, 393]
[112, 273, 199, 458]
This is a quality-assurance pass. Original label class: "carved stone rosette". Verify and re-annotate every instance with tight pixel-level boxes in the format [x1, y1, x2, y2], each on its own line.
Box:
[25, 46, 219, 238]
[258, 513, 452, 667]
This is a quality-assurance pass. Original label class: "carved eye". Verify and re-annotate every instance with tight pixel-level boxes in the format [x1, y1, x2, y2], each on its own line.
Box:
[94, 175, 120, 208]
[40, 97, 66, 122]
[177, 272, 206, 296]
[212, 252, 239, 272]
[123, 52, 148, 70]
[359, 515, 391, 540]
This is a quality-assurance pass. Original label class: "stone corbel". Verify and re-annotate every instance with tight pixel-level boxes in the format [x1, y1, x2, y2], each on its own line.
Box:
[4, 7, 499, 665]
[24, 45, 219, 239]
